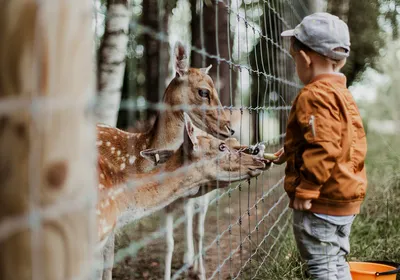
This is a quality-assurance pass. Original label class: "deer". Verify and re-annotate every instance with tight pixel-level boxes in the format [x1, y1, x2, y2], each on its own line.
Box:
[96, 41, 234, 173]
[95, 42, 237, 279]
[96, 114, 266, 279]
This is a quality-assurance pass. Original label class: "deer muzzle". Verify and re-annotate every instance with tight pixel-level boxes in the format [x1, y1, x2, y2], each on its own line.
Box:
[225, 125, 235, 136]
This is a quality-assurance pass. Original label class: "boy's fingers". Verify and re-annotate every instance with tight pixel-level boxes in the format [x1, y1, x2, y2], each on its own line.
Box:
[274, 148, 284, 156]
[304, 200, 312, 210]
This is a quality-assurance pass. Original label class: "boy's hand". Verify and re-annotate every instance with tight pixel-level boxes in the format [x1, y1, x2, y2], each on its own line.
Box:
[272, 148, 287, 165]
[293, 197, 312, 211]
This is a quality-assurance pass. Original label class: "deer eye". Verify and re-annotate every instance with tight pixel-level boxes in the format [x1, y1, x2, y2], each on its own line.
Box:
[198, 89, 210, 98]
[219, 143, 228, 152]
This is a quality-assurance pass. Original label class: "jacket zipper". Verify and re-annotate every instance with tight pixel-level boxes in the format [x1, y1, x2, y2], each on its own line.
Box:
[309, 115, 316, 137]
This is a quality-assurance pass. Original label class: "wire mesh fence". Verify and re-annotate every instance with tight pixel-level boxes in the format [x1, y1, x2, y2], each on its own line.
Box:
[0, 0, 319, 280]
[2, 1, 400, 280]
[93, 0, 314, 279]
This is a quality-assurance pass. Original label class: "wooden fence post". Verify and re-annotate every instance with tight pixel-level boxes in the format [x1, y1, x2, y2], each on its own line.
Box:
[0, 1, 97, 279]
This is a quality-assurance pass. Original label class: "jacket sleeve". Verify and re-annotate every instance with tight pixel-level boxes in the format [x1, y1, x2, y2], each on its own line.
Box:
[294, 89, 342, 200]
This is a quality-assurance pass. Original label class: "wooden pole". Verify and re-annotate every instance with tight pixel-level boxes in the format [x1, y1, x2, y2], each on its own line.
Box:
[0, 1, 97, 280]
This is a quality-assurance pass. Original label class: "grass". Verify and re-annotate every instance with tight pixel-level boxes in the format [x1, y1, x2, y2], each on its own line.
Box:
[245, 132, 400, 280]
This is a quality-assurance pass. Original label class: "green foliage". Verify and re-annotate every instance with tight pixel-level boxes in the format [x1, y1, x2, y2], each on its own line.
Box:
[383, 0, 400, 39]
[327, 0, 385, 85]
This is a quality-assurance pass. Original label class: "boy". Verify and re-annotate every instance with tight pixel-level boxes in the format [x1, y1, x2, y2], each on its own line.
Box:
[273, 13, 368, 279]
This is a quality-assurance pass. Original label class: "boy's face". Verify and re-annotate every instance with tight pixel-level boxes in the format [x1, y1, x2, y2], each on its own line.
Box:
[289, 42, 313, 85]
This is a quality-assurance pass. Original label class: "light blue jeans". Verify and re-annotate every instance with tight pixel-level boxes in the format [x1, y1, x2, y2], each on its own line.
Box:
[293, 210, 354, 280]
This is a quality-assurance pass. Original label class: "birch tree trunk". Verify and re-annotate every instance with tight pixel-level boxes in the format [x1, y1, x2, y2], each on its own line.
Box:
[96, 0, 131, 126]
[0, 1, 97, 280]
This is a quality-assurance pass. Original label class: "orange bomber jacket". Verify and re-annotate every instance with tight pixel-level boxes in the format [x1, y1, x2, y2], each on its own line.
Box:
[284, 73, 367, 216]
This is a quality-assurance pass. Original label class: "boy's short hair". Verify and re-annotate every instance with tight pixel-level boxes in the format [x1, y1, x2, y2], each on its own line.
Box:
[291, 37, 347, 63]
[291, 37, 313, 54]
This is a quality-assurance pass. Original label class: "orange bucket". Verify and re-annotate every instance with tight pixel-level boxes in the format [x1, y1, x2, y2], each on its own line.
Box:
[349, 261, 400, 280]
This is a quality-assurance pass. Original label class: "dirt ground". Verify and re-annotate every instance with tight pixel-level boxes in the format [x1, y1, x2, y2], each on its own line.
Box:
[112, 166, 290, 280]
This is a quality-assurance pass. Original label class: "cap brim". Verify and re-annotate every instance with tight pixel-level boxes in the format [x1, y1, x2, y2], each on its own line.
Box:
[281, 30, 295, 37]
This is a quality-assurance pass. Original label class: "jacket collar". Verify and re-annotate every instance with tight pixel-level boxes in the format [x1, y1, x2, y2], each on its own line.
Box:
[310, 73, 347, 86]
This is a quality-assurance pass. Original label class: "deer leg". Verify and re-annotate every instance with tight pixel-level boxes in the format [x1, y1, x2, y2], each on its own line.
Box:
[95, 244, 104, 280]
[102, 232, 115, 280]
[196, 197, 209, 280]
[184, 199, 195, 267]
[164, 213, 174, 280]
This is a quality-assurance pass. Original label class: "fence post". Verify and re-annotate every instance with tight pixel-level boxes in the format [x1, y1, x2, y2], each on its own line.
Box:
[0, 1, 97, 280]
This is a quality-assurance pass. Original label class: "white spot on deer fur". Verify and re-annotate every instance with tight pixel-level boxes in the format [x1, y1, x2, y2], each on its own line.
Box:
[99, 131, 104, 134]
[102, 224, 112, 235]
[100, 200, 110, 209]
[113, 136, 117, 139]
[120, 163, 126, 170]
[96, 140, 103, 146]
[111, 147, 115, 151]
[117, 150, 121, 156]
[106, 141, 111, 146]
[114, 188, 124, 196]
[129, 156, 136, 165]
[100, 173, 105, 179]
[96, 209, 101, 215]
[99, 184, 105, 190]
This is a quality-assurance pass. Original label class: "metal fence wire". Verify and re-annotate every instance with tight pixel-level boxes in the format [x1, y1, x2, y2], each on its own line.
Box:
[92, 0, 318, 279]
[0, 0, 317, 280]
[92, 1, 314, 279]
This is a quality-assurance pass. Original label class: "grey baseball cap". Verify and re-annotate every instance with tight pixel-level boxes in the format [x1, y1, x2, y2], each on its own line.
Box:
[281, 12, 350, 61]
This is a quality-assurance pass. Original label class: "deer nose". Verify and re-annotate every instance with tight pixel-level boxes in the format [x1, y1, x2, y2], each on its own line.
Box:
[225, 125, 235, 135]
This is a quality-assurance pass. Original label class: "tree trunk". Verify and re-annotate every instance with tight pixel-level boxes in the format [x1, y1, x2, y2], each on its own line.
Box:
[96, 0, 131, 126]
[327, 0, 350, 22]
[142, 0, 174, 119]
[308, 0, 326, 13]
[0, 1, 97, 280]
[190, 0, 236, 107]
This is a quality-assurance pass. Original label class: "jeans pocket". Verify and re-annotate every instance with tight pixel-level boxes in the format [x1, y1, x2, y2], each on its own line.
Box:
[338, 222, 352, 238]
[309, 215, 337, 240]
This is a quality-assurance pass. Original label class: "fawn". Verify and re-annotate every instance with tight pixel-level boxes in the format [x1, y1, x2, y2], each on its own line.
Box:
[96, 114, 266, 279]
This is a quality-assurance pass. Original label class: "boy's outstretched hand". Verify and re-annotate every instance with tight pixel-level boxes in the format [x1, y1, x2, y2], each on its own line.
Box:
[293, 197, 312, 211]
[272, 147, 287, 165]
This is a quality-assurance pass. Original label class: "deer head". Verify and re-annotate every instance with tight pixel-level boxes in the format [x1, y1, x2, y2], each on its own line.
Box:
[141, 113, 265, 182]
[162, 42, 233, 140]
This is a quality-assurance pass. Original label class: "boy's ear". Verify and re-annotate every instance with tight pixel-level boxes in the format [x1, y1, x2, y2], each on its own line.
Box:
[299, 50, 312, 68]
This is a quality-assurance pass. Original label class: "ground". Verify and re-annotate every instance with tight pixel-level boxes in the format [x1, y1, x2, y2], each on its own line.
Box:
[112, 165, 288, 279]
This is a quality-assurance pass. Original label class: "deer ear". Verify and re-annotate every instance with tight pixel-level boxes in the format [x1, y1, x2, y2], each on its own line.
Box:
[140, 149, 175, 165]
[183, 112, 199, 153]
[174, 41, 188, 77]
[200, 64, 212, 75]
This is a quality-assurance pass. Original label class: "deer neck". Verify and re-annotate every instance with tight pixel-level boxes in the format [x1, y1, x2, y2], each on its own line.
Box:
[147, 110, 184, 150]
[114, 162, 208, 228]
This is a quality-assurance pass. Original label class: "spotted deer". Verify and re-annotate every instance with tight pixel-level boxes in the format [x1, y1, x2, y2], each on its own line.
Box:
[96, 114, 266, 279]
[96, 42, 233, 173]
[95, 42, 235, 279]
